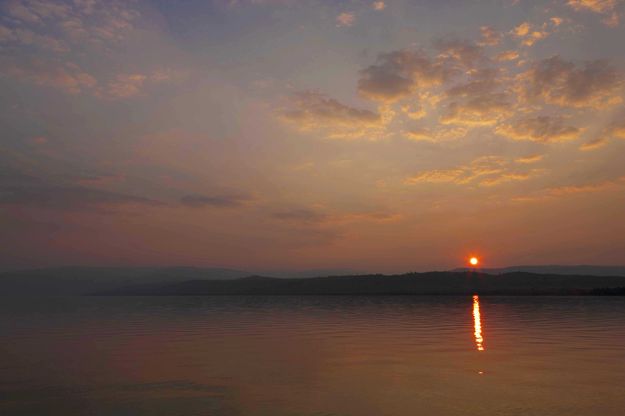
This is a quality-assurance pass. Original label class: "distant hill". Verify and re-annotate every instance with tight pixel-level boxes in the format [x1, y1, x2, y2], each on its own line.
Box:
[259, 268, 362, 278]
[5, 266, 625, 296]
[452, 265, 625, 276]
[0, 266, 250, 296]
[96, 271, 625, 296]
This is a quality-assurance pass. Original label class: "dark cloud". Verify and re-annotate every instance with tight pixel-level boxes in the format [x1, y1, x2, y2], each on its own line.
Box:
[180, 193, 251, 208]
[440, 92, 510, 126]
[281, 91, 383, 138]
[580, 111, 625, 149]
[496, 115, 581, 142]
[434, 38, 484, 68]
[271, 208, 328, 223]
[357, 49, 452, 102]
[604, 114, 625, 139]
[282, 91, 380, 126]
[0, 168, 40, 187]
[0, 57, 97, 94]
[520, 56, 623, 108]
[445, 68, 500, 98]
[0, 185, 161, 209]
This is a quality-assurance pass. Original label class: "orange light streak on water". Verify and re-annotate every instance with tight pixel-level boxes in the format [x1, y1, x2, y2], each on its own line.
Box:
[473, 295, 485, 351]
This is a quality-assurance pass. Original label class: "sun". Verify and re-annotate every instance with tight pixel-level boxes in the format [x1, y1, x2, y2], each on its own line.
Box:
[469, 257, 479, 266]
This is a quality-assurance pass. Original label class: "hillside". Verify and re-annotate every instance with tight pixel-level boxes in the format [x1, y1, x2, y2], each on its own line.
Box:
[0, 266, 250, 296]
[452, 265, 625, 276]
[96, 271, 625, 296]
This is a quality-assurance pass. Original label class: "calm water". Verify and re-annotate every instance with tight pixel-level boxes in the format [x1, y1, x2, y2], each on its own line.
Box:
[1, 296, 625, 416]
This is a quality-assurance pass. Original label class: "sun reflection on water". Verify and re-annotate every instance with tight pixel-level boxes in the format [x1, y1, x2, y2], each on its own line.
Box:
[472, 295, 485, 351]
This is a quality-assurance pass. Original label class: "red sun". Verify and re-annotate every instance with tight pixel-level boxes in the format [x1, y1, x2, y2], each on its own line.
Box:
[469, 257, 479, 266]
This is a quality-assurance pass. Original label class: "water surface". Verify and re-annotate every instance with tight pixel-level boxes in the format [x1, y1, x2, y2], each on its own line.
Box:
[1, 296, 624, 415]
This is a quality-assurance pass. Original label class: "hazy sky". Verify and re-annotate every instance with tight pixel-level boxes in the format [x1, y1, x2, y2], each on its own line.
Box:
[1, 0, 624, 273]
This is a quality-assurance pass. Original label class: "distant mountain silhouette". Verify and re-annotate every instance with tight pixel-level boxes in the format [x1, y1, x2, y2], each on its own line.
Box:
[258, 268, 362, 278]
[96, 271, 625, 296]
[0, 266, 251, 296]
[451, 265, 625, 276]
[5, 266, 625, 296]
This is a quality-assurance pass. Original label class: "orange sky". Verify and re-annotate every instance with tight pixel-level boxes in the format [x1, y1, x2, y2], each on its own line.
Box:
[1, 0, 624, 272]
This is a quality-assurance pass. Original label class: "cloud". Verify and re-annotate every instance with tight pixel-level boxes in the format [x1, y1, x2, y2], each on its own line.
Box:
[405, 156, 539, 186]
[0, 25, 12, 42]
[0, 1, 151, 99]
[372, 1, 386, 11]
[3, 1, 42, 23]
[496, 50, 520, 62]
[548, 176, 625, 196]
[579, 136, 609, 151]
[1, 59, 97, 94]
[221, 0, 295, 7]
[519, 56, 623, 108]
[479, 172, 533, 186]
[271, 207, 399, 225]
[580, 115, 625, 149]
[404, 125, 470, 142]
[405, 168, 468, 184]
[608, 118, 625, 139]
[28, 136, 48, 145]
[0, 27, 70, 53]
[566, 0, 617, 14]
[496, 116, 581, 142]
[104, 73, 147, 98]
[180, 193, 252, 208]
[511, 22, 550, 46]
[439, 67, 512, 125]
[99, 70, 180, 98]
[272, 208, 328, 223]
[440, 92, 510, 126]
[512, 22, 528, 37]
[280, 91, 383, 138]
[550, 16, 565, 26]
[513, 175, 625, 202]
[357, 49, 452, 102]
[2, 0, 139, 44]
[76, 174, 126, 187]
[404, 127, 434, 142]
[0, 167, 160, 211]
[401, 104, 426, 119]
[402, 126, 468, 143]
[434, 38, 484, 68]
[602, 12, 620, 27]
[445, 68, 500, 98]
[0, 184, 160, 209]
[479, 26, 502, 46]
[336, 12, 355, 27]
[515, 154, 544, 164]
[1, 59, 170, 98]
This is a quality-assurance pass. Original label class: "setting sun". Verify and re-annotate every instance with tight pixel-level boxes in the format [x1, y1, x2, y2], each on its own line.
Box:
[469, 257, 479, 266]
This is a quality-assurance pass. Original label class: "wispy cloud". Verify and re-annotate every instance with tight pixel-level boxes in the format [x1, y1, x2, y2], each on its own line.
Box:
[372, 1, 386, 11]
[405, 156, 542, 187]
[567, 0, 620, 27]
[336, 12, 355, 27]
[0, 184, 161, 210]
[280, 91, 385, 139]
[479, 26, 502, 46]
[496, 116, 582, 142]
[518, 56, 623, 108]
[357, 49, 452, 102]
[180, 193, 253, 208]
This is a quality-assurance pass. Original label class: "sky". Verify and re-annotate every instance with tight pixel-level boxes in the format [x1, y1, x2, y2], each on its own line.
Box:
[1, 0, 625, 273]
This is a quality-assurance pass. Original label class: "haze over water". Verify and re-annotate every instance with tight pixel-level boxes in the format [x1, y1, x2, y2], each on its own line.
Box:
[2, 295, 625, 416]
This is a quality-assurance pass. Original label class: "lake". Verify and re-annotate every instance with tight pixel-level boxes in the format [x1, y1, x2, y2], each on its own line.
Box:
[1, 296, 624, 415]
